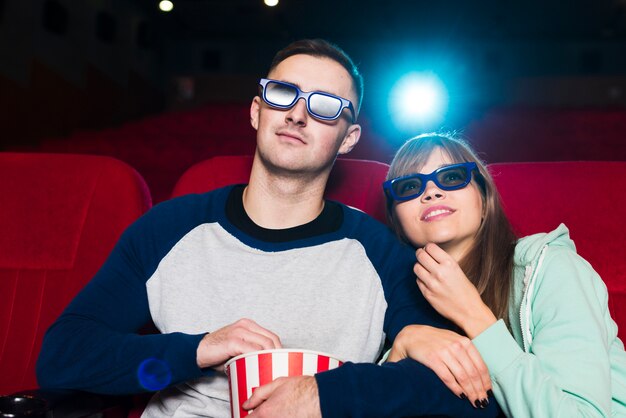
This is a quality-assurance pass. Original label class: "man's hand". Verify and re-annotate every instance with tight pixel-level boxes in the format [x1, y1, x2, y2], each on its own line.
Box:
[196, 318, 281, 370]
[243, 375, 321, 418]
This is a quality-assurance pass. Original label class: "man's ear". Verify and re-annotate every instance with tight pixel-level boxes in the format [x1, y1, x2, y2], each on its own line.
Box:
[338, 123, 362, 155]
[250, 96, 261, 131]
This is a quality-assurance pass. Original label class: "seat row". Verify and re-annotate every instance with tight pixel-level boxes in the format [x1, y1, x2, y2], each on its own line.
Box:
[1, 152, 624, 401]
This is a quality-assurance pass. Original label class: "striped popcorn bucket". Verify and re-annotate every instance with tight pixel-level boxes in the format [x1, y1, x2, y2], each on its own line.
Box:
[224, 349, 344, 418]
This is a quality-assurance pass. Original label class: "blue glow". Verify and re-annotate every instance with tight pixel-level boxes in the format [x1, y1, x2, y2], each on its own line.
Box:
[138, 358, 172, 391]
[388, 72, 448, 131]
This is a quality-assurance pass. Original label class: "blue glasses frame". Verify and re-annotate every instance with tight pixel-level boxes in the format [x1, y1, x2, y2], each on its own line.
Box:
[383, 162, 478, 202]
[259, 78, 356, 123]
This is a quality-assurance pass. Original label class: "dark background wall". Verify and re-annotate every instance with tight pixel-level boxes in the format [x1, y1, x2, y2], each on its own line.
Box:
[0, 0, 163, 146]
[1, 0, 625, 201]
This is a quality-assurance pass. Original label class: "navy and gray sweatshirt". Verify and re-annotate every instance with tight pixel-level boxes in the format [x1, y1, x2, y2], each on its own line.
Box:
[37, 185, 499, 417]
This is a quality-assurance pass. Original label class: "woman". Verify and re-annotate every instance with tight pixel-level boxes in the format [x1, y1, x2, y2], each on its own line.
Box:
[383, 133, 626, 416]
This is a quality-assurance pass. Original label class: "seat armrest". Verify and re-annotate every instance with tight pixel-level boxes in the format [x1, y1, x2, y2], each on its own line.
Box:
[13, 389, 132, 418]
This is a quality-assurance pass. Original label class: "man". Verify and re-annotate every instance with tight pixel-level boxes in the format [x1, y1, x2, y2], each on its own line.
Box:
[37, 39, 497, 417]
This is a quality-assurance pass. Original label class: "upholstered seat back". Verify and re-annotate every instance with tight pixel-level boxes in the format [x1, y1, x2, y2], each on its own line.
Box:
[489, 161, 626, 340]
[0, 153, 151, 394]
[171, 156, 390, 223]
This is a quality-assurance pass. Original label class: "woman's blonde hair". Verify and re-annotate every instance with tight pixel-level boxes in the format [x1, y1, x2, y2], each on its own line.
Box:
[385, 133, 517, 327]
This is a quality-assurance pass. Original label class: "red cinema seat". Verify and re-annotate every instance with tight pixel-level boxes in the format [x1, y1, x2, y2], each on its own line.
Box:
[489, 161, 626, 341]
[171, 155, 391, 223]
[0, 153, 151, 395]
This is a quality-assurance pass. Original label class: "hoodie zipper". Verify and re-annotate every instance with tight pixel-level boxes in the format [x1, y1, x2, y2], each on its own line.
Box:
[519, 246, 548, 352]
[520, 265, 532, 352]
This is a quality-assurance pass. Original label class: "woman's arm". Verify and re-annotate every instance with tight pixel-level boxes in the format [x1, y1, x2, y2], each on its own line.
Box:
[387, 324, 492, 407]
[472, 248, 613, 417]
[412, 242, 615, 416]
[385, 243, 496, 407]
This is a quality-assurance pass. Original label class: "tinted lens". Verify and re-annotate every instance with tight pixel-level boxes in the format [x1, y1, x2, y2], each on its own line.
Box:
[265, 82, 297, 106]
[309, 93, 342, 118]
[393, 177, 423, 198]
[436, 166, 469, 188]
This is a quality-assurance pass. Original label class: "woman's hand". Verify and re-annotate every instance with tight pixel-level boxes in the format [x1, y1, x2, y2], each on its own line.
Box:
[388, 324, 492, 407]
[415, 243, 497, 338]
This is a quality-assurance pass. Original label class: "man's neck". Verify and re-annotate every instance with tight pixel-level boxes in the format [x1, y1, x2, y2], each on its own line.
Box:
[243, 162, 329, 230]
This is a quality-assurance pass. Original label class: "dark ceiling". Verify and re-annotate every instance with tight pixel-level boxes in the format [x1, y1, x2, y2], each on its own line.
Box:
[135, 0, 626, 43]
[127, 0, 626, 126]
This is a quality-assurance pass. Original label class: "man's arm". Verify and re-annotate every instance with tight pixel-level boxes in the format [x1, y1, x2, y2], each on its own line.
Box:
[37, 198, 219, 393]
[316, 359, 498, 418]
[244, 360, 498, 418]
[37, 194, 283, 394]
[36, 211, 210, 393]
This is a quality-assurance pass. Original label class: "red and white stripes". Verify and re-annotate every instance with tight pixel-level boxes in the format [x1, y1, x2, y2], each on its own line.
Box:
[225, 350, 343, 418]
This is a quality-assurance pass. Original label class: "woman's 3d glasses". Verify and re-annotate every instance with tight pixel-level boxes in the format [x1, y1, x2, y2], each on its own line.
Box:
[383, 162, 478, 202]
[259, 78, 356, 123]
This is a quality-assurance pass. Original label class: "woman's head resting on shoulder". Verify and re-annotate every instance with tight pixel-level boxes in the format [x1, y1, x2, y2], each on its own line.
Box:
[384, 132, 517, 321]
[384, 133, 503, 261]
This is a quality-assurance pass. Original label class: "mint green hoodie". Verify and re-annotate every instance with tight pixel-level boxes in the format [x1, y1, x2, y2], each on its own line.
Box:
[473, 224, 626, 417]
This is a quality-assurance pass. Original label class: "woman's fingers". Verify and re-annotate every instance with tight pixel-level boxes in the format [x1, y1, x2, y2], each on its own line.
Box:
[444, 339, 491, 407]
[416, 247, 439, 273]
[414, 262, 434, 290]
[388, 326, 493, 408]
[466, 341, 493, 394]
[440, 343, 483, 406]
[422, 243, 451, 264]
[428, 360, 465, 399]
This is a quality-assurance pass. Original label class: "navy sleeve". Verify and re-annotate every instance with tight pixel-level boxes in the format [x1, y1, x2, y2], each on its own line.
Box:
[381, 247, 453, 341]
[364, 217, 453, 339]
[316, 360, 499, 418]
[36, 195, 218, 394]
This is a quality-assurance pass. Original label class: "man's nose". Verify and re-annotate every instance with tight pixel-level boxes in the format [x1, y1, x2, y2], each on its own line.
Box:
[285, 98, 308, 126]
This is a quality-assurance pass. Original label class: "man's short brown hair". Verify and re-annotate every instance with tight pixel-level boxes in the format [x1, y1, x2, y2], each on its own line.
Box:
[268, 39, 364, 116]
